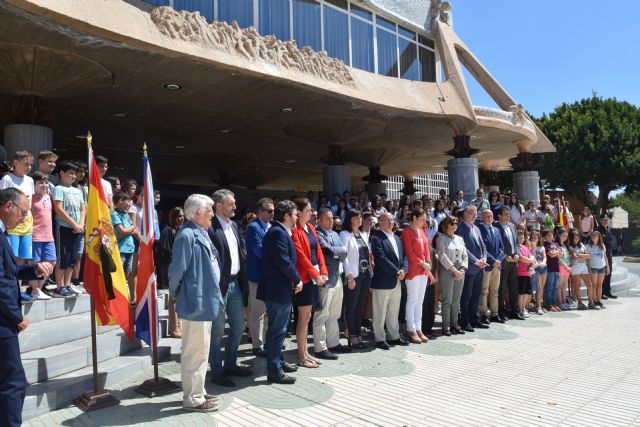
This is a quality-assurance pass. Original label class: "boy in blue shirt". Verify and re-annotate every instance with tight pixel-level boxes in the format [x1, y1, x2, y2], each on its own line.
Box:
[111, 192, 140, 302]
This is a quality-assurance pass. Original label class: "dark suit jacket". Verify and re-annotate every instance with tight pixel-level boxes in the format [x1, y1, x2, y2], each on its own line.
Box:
[479, 223, 505, 271]
[257, 222, 302, 304]
[316, 227, 347, 288]
[0, 231, 38, 338]
[371, 232, 408, 290]
[456, 221, 488, 275]
[494, 221, 521, 258]
[208, 215, 248, 298]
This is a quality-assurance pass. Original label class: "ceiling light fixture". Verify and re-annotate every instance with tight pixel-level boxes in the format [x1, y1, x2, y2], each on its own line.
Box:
[175, 145, 185, 150]
[220, 128, 233, 134]
[113, 112, 128, 118]
[163, 83, 182, 90]
[285, 159, 296, 163]
[281, 107, 295, 113]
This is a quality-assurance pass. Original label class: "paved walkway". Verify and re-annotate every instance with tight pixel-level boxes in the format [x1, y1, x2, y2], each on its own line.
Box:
[26, 267, 640, 426]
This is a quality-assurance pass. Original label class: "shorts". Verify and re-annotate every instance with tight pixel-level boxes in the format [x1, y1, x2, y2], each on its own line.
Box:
[534, 266, 547, 275]
[133, 239, 140, 254]
[74, 234, 85, 256]
[517, 275, 532, 295]
[570, 262, 588, 276]
[32, 241, 57, 262]
[559, 265, 570, 277]
[591, 267, 606, 274]
[8, 234, 32, 260]
[56, 226, 81, 269]
[531, 273, 540, 293]
[120, 252, 134, 273]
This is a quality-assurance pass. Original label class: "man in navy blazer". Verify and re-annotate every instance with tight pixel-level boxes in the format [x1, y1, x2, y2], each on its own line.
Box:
[0, 188, 52, 427]
[456, 206, 489, 332]
[370, 212, 409, 350]
[257, 200, 302, 384]
[478, 210, 505, 324]
[495, 206, 523, 321]
[315, 208, 350, 359]
[207, 189, 251, 387]
[245, 197, 274, 357]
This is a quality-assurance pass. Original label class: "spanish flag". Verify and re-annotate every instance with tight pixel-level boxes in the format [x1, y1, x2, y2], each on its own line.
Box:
[83, 147, 134, 339]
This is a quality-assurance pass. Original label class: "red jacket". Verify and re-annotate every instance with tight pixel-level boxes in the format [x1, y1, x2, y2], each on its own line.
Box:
[291, 222, 328, 284]
[401, 226, 431, 280]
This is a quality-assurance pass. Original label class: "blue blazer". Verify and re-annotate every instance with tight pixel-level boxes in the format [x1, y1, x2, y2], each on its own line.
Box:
[316, 227, 347, 288]
[168, 221, 224, 322]
[371, 232, 408, 290]
[245, 219, 269, 283]
[0, 231, 38, 338]
[257, 222, 302, 304]
[478, 223, 505, 271]
[456, 221, 488, 275]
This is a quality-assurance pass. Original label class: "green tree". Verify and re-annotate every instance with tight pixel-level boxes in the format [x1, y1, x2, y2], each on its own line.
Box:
[611, 190, 640, 227]
[534, 96, 640, 215]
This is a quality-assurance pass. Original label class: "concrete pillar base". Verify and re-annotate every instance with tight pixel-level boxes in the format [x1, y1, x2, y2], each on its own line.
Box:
[4, 124, 53, 158]
[365, 182, 386, 200]
[323, 165, 351, 198]
[513, 170, 540, 206]
[447, 157, 479, 202]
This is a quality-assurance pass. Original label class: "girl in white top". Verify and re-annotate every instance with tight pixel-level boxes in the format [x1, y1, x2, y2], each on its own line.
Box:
[579, 207, 594, 243]
[523, 201, 543, 230]
[508, 193, 525, 226]
[568, 229, 596, 310]
[586, 231, 609, 309]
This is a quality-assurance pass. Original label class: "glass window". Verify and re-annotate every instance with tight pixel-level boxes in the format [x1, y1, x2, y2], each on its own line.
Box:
[377, 28, 398, 77]
[420, 47, 436, 82]
[350, 4, 372, 22]
[325, 0, 347, 10]
[399, 38, 419, 81]
[173, 0, 213, 21]
[418, 34, 435, 49]
[323, 5, 349, 64]
[144, 0, 171, 5]
[293, 0, 321, 51]
[259, 0, 290, 40]
[351, 17, 374, 72]
[218, 0, 253, 28]
[398, 25, 416, 41]
[376, 15, 396, 32]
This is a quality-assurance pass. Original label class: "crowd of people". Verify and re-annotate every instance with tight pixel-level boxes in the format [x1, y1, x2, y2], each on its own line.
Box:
[0, 148, 621, 417]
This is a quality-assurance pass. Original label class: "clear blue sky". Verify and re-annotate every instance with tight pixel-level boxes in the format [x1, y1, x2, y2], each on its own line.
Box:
[451, 0, 640, 117]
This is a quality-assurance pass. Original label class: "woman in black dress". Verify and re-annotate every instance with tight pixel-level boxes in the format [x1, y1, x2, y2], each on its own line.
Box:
[159, 207, 184, 338]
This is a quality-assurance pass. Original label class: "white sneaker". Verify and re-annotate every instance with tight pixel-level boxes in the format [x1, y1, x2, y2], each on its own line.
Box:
[67, 284, 83, 296]
[33, 290, 52, 300]
[522, 310, 530, 318]
[536, 307, 544, 315]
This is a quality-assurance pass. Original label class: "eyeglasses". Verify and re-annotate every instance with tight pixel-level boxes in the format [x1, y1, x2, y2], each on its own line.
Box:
[12, 203, 29, 217]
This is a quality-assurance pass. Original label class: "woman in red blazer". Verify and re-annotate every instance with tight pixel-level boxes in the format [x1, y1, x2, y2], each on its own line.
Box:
[291, 197, 328, 368]
[401, 208, 434, 344]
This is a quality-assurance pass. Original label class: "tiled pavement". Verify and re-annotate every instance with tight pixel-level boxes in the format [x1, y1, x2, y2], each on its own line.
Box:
[26, 270, 640, 426]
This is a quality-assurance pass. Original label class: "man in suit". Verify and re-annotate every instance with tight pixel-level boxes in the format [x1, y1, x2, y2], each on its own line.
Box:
[207, 189, 252, 387]
[0, 188, 53, 426]
[315, 208, 350, 359]
[245, 198, 274, 357]
[495, 206, 523, 321]
[257, 200, 302, 384]
[456, 206, 489, 332]
[597, 215, 617, 299]
[478, 210, 505, 324]
[370, 212, 409, 350]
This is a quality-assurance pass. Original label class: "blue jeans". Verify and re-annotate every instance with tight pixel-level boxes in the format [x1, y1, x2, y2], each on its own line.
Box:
[545, 272, 559, 306]
[209, 280, 244, 377]
[264, 300, 292, 377]
[460, 270, 483, 327]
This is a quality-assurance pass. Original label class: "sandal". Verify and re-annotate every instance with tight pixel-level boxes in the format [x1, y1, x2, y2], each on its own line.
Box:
[297, 358, 319, 368]
[307, 355, 323, 365]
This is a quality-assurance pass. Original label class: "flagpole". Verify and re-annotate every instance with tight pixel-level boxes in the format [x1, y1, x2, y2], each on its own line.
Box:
[75, 131, 119, 412]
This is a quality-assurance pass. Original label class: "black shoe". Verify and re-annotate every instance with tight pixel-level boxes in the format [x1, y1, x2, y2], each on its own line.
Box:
[472, 323, 489, 329]
[441, 329, 451, 336]
[451, 327, 465, 335]
[490, 316, 504, 324]
[500, 315, 508, 322]
[328, 344, 352, 354]
[605, 293, 618, 299]
[253, 348, 267, 358]
[267, 373, 296, 384]
[282, 362, 298, 373]
[388, 338, 409, 346]
[510, 312, 525, 320]
[211, 375, 236, 387]
[314, 349, 338, 360]
[601, 294, 609, 300]
[376, 341, 390, 350]
[481, 318, 490, 325]
[462, 326, 475, 333]
[224, 366, 253, 377]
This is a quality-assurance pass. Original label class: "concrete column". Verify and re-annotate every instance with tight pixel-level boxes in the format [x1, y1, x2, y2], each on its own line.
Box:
[3, 124, 53, 158]
[447, 157, 479, 203]
[365, 182, 386, 200]
[513, 170, 540, 206]
[323, 165, 351, 198]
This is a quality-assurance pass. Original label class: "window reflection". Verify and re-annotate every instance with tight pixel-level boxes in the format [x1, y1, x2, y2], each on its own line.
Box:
[351, 17, 374, 72]
[399, 38, 419, 81]
[293, 0, 321, 51]
[377, 29, 398, 77]
[324, 5, 349, 64]
[259, 0, 290, 40]
[219, 0, 254, 28]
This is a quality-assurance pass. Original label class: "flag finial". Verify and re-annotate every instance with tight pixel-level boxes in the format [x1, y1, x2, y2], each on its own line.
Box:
[143, 143, 148, 156]
[86, 131, 92, 148]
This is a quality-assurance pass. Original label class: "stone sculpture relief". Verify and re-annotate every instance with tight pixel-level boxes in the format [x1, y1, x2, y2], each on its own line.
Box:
[430, 0, 452, 27]
[509, 104, 526, 126]
[150, 7, 355, 87]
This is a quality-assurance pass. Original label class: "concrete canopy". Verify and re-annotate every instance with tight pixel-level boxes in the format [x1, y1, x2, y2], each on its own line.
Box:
[0, 0, 553, 191]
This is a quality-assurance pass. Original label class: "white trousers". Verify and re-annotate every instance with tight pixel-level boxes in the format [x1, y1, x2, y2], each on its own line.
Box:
[372, 280, 401, 342]
[181, 319, 212, 408]
[248, 282, 267, 349]
[405, 275, 428, 332]
[313, 276, 344, 352]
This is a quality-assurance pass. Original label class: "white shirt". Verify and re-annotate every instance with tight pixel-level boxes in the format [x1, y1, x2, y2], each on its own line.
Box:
[101, 178, 112, 199]
[382, 230, 399, 260]
[278, 221, 292, 237]
[217, 214, 240, 276]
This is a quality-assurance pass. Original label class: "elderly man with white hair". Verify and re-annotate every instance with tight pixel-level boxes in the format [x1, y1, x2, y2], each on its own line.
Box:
[169, 194, 223, 413]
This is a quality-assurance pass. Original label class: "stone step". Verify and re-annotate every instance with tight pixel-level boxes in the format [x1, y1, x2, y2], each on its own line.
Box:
[21, 293, 91, 324]
[21, 328, 142, 385]
[22, 338, 182, 421]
